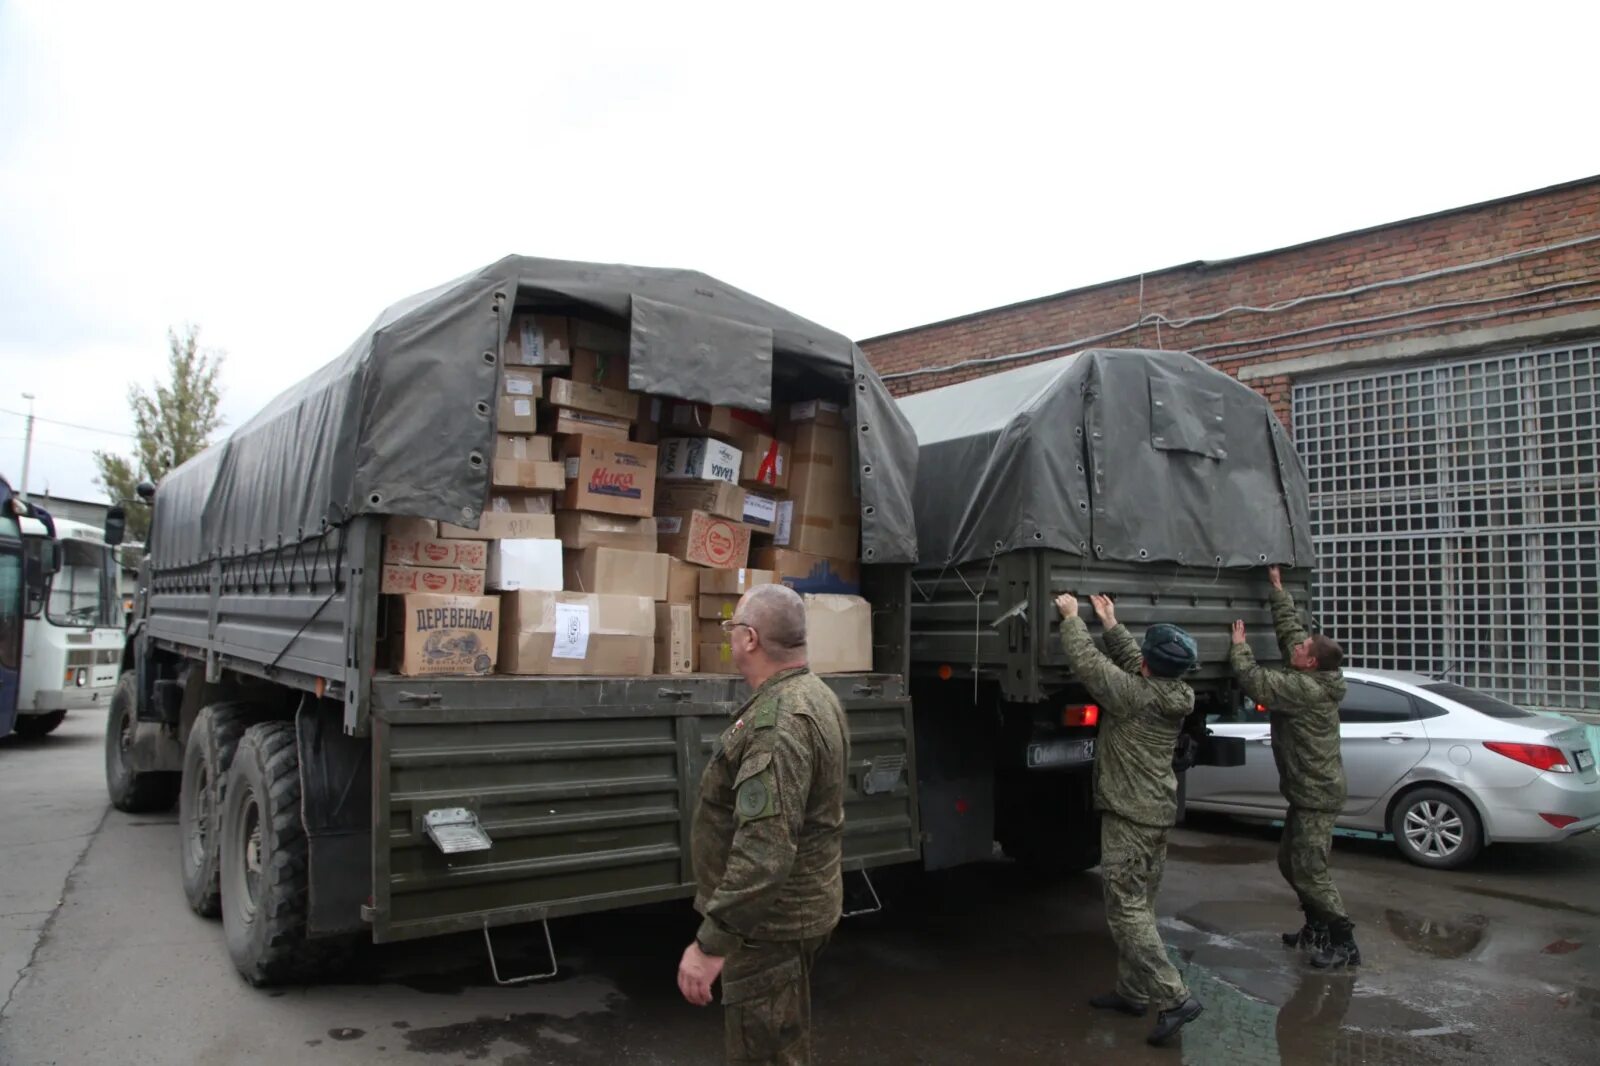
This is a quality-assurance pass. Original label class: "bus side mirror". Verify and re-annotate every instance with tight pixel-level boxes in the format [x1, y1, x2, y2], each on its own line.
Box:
[105, 506, 127, 547]
[44, 540, 62, 576]
[135, 482, 157, 502]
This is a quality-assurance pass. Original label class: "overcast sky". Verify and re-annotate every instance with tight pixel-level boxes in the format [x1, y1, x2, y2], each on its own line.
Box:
[4, 1, 1597, 502]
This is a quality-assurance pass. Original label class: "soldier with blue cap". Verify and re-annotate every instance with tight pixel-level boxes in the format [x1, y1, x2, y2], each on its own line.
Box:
[1055, 591, 1205, 1047]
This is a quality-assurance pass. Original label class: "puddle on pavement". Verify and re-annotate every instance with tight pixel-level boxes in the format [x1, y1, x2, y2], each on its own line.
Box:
[1457, 883, 1600, 918]
[1383, 909, 1490, 960]
[1167, 841, 1268, 865]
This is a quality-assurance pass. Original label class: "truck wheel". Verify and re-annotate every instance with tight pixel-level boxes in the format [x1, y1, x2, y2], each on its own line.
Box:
[13, 710, 68, 738]
[179, 703, 263, 918]
[220, 721, 339, 985]
[105, 671, 180, 813]
[1002, 813, 1103, 877]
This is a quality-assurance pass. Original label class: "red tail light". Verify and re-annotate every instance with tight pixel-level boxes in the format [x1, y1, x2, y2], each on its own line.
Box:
[1254, 703, 1268, 714]
[1484, 742, 1573, 774]
[1540, 813, 1580, 829]
[1063, 704, 1100, 728]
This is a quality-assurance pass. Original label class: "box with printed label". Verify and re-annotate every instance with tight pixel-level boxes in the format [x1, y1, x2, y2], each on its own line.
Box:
[658, 437, 742, 485]
[492, 458, 565, 491]
[666, 557, 702, 605]
[486, 539, 563, 592]
[563, 547, 670, 600]
[664, 402, 772, 443]
[698, 568, 777, 596]
[570, 347, 631, 388]
[499, 591, 655, 676]
[804, 594, 872, 673]
[555, 512, 658, 553]
[655, 603, 694, 675]
[741, 491, 780, 531]
[753, 548, 861, 594]
[495, 434, 552, 462]
[698, 641, 741, 675]
[737, 434, 791, 492]
[560, 436, 658, 518]
[497, 367, 543, 434]
[550, 408, 631, 441]
[656, 510, 751, 570]
[506, 313, 570, 367]
[383, 535, 488, 570]
[570, 316, 630, 357]
[382, 565, 487, 596]
[779, 399, 846, 430]
[547, 376, 638, 423]
[390, 594, 500, 676]
[656, 482, 746, 522]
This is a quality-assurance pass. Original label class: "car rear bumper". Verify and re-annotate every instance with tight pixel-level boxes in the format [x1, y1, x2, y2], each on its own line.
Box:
[1478, 776, 1600, 843]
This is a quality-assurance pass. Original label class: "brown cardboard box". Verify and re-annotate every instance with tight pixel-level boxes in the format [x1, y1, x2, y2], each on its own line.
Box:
[384, 516, 439, 540]
[699, 568, 777, 596]
[383, 535, 488, 570]
[499, 591, 655, 676]
[656, 482, 746, 522]
[560, 436, 657, 517]
[634, 395, 666, 445]
[656, 510, 751, 570]
[782, 421, 859, 560]
[570, 347, 630, 389]
[547, 377, 639, 422]
[495, 434, 552, 462]
[442, 512, 557, 541]
[779, 399, 846, 431]
[390, 594, 500, 676]
[658, 437, 742, 485]
[698, 641, 740, 675]
[550, 408, 631, 440]
[738, 434, 791, 492]
[804, 594, 872, 673]
[492, 458, 564, 491]
[697, 595, 742, 623]
[497, 367, 543, 434]
[491, 492, 555, 514]
[777, 499, 860, 561]
[570, 316, 630, 356]
[753, 548, 861, 594]
[486, 539, 563, 592]
[654, 603, 694, 675]
[697, 618, 731, 644]
[564, 547, 670, 600]
[382, 565, 487, 596]
[665, 558, 701, 605]
[664, 402, 772, 443]
[507, 313, 570, 367]
[555, 512, 658, 553]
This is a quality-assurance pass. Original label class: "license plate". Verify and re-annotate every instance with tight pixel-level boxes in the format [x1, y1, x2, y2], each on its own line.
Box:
[1027, 738, 1096, 769]
[1577, 749, 1595, 772]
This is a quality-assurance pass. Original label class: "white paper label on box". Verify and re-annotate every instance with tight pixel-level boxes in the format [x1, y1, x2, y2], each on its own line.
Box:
[743, 494, 778, 528]
[520, 320, 542, 365]
[552, 603, 591, 659]
[564, 457, 580, 480]
[656, 516, 683, 535]
[789, 400, 841, 421]
[513, 399, 533, 417]
[774, 500, 794, 546]
[509, 438, 527, 459]
[776, 454, 785, 476]
[506, 377, 535, 396]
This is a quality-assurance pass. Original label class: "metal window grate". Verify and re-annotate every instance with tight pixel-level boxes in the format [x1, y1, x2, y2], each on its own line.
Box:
[1294, 342, 1600, 712]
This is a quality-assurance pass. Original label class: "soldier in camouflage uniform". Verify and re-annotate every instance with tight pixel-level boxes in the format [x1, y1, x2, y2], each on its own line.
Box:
[678, 583, 850, 1065]
[1229, 565, 1359, 968]
[1055, 592, 1205, 1047]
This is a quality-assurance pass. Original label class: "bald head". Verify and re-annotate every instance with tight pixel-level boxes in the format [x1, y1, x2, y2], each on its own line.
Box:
[739, 584, 808, 658]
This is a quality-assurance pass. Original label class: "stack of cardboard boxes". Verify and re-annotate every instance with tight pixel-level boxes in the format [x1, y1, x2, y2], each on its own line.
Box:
[383, 309, 873, 678]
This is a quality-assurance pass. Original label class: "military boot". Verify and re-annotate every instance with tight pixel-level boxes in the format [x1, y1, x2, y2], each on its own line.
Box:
[1146, 997, 1204, 1045]
[1310, 919, 1362, 968]
[1282, 919, 1329, 951]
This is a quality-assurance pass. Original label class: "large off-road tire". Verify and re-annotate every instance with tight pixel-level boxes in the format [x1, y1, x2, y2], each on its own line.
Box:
[179, 702, 264, 917]
[219, 721, 349, 985]
[104, 671, 180, 812]
[13, 709, 68, 738]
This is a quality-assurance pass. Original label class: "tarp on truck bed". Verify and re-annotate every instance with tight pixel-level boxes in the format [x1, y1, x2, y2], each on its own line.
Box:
[148, 256, 918, 567]
[896, 349, 1313, 569]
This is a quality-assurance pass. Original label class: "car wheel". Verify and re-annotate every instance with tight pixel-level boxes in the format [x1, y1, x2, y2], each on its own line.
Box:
[1390, 786, 1482, 870]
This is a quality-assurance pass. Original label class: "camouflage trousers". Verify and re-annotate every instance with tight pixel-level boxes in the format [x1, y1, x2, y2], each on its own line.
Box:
[1100, 812, 1189, 1011]
[1278, 806, 1348, 923]
[721, 934, 831, 1065]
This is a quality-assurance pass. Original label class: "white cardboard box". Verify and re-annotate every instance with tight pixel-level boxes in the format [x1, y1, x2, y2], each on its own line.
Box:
[486, 539, 564, 592]
[657, 437, 742, 485]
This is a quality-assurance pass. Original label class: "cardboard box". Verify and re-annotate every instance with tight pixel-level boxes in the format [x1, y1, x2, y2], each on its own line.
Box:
[550, 408, 631, 440]
[656, 510, 751, 570]
[570, 316, 630, 356]
[492, 458, 565, 491]
[698, 641, 740, 675]
[384, 516, 439, 540]
[495, 434, 552, 462]
[507, 313, 570, 367]
[664, 402, 773, 443]
[499, 591, 655, 676]
[442, 512, 557, 541]
[570, 347, 630, 389]
[383, 535, 488, 570]
[782, 421, 860, 559]
[738, 434, 791, 492]
[698, 594, 743, 623]
[804, 594, 872, 673]
[390, 594, 500, 676]
[655, 603, 694, 675]
[697, 618, 732, 645]
[699, 568, 777, 596]
[741, 491, 780, 531]
[656, 482, 746, 522]
[497, 367, 543, 434]
[560, 436, 658, 518]
[564, 547, 670, 600]
[382, 565, 486, 596]
[754, 548, 862, 595]
[547, 376, 638, 422]
[666, 557, 701, 605]
[486, 539, 564, 592]
[491, 491, 555, 514]
[780, 399, 846, 430]
[773, 499, 860, 561]
[555, 511, 658, 553]
[634, 395, 666, 445]
[658, 437, 742, 485]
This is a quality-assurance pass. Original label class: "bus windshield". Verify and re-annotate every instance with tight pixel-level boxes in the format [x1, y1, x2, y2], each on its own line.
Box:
[47, 537, 118, 628]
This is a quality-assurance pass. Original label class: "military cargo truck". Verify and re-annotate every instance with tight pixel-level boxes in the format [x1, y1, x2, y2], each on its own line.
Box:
[898, 349, 1314, 874]
[104, 257, 922, 985]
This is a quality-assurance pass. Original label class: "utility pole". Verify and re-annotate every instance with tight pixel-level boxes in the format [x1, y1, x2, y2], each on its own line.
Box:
[19, 392, 35, 501]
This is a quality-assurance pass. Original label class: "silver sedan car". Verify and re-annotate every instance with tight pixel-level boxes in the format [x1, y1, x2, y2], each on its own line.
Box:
[1185, 669, 1600, 869]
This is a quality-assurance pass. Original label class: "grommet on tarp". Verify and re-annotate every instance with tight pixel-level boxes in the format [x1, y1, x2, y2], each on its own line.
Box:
[864, 547, 876, 560]
[482, 350, 496, 365]
[1138, 549, 1149, 559]
[461, 506, 476, 520]
[475, 401, 490, 417]
[468, 452, 484, 468]
[369, 493, 383, 506]
[864, 505, 876, 516]
[862, 463, 873, 477]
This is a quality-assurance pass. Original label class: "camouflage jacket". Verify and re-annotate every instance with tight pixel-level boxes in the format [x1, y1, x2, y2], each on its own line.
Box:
[691, 666, 850, 955]
[1060, 617, 1194, 828]
[1229, 587, 1348, 811]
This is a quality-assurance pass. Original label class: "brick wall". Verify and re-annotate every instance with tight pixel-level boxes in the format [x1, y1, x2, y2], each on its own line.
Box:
[860, 178, 1600, 427]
